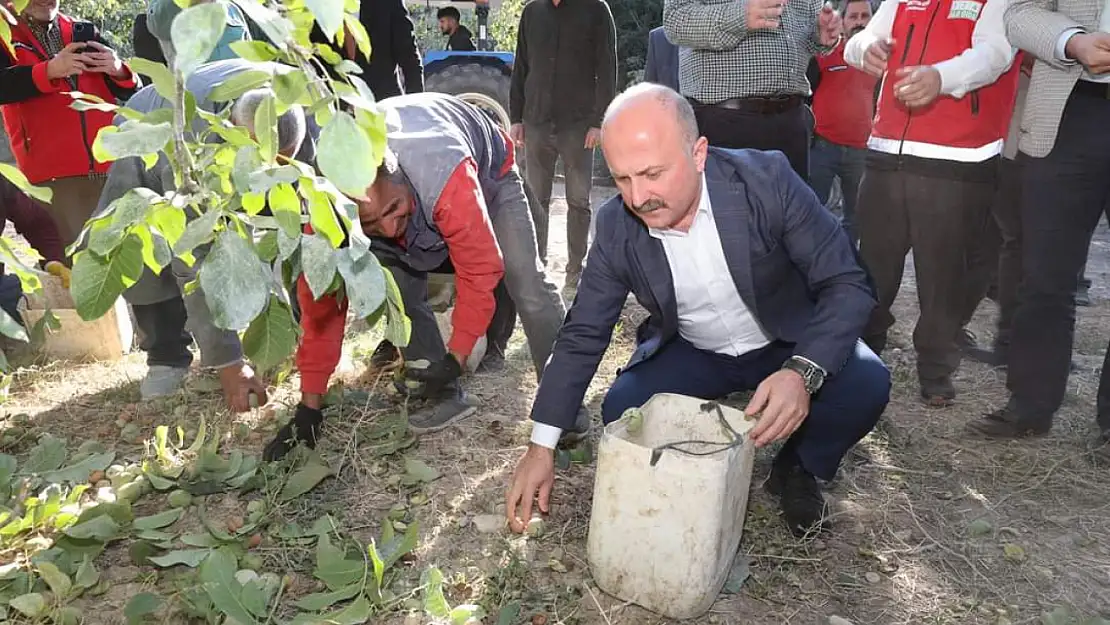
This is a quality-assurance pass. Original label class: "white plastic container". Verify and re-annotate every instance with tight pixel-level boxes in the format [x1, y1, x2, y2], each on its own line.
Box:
[19, 274, 134, 362]
[587, 393, 757, 620]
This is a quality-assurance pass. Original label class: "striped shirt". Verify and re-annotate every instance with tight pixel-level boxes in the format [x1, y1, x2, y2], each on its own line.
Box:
[663, 0, 826, 102]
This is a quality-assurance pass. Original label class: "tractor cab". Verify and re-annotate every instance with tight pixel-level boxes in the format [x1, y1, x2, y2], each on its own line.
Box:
[417, 0, 514, 129]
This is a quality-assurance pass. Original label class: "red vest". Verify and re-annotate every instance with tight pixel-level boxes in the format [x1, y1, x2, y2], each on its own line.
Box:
[813, 42, 878, 150]
[1, 14, 134, 183]
[871, 0, 1020, 162]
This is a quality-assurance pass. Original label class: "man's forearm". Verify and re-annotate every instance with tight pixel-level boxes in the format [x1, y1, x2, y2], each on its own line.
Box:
[1004, 0, 1081, 64]
[663, 0, 749, 51]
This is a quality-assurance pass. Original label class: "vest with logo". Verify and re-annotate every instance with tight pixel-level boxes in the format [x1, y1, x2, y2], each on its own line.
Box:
[379, 93, 512, 272]
[871, 0, 1021, 163]
[814, 42, 879, 149]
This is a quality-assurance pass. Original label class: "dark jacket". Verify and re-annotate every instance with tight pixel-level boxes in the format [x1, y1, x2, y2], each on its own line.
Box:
[131, 13, 167, 86]
[311, 0, 423, 100]
[509, 0, 617, 129]
[0, 176, 63, 264]
[529, 149, 876, 429]
[643, 26, 680, 92]
[0, 15, 138, 183]
[447, 25, 475, 51]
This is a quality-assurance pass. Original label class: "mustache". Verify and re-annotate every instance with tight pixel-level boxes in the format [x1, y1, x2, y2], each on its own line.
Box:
[630, 198, 667, 214]
[850, 25, 866, 35]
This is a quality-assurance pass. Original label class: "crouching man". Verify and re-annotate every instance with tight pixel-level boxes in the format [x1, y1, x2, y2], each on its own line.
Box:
[94, 59, 315, 410]
[506, 85, 892, 537]
[264, 92, 577, 459]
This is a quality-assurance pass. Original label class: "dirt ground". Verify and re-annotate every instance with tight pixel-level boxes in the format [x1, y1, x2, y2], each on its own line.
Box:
[3, 183, 1110, 625]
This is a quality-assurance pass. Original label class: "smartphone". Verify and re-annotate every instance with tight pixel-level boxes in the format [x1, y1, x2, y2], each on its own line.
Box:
[71, 21, 96, 54]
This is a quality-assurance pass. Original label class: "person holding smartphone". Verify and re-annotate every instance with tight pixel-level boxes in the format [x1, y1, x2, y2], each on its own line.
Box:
[0, 0, 139, 249]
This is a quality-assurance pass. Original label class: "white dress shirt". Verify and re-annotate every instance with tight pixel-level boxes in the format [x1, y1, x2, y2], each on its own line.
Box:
[530, 175, 771, 449]
[845, 0, 1017, 100]
[1055, 0, 1110, 84]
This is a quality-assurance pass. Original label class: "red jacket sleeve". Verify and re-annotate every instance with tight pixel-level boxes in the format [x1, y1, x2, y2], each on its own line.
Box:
[434, 157, 505, 359]
[295, 273, 348, 394]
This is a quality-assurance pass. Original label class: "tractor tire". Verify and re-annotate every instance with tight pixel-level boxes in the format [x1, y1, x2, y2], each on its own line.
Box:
[425, 63, 512, 130]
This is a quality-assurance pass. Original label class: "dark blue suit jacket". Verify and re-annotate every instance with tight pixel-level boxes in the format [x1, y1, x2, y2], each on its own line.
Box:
[530, 149, 876, 429]
[643, 27, 680, 92]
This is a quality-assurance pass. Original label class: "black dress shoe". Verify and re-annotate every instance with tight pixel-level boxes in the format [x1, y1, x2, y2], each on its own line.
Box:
[966, 408, 1051, 439]
[369, 340, 400, 369]
[764, 451, 830, 538]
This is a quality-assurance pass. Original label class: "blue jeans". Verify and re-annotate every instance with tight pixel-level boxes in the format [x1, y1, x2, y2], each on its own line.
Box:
[600, 337, 890, 481]
[809, 135, 866, 244]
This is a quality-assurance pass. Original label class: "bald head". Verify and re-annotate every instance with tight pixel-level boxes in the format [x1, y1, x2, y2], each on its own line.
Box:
[598, 83, 708, 232]
[601, 83, 699, 147]
[229, 89, 307, 158]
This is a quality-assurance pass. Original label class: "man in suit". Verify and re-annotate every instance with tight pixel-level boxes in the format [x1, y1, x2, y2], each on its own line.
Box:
[505, 84, 891, 537]
[969, 0, 1110, 452]
[643, 26, 680, 91]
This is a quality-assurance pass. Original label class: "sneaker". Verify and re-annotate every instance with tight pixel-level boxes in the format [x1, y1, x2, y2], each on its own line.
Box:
[407, 387, 477, 434]
[965, 407, 1052, 439]
[140, 365, 189, 400]
[764, 450, 830, 538]
[370, 340, 400, 370]
[559, 406, 592, 446]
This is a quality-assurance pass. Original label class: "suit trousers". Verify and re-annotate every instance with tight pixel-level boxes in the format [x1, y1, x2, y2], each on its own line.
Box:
[377, 171, 566, 380]
[856, 157, 995, 389]
[690, 101, 810, 182]
[600, 337, 890, 481]
[523, 123, 595, 277]
[1006, 85, 1110, 429]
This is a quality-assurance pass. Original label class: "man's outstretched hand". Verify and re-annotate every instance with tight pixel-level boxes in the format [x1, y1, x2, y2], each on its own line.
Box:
[403, 354, 463, 397]
[745, 369, 811, 447]
[220, 362, 268, 412]
[505, 444, 556, 533]
[263, 403, 324, 461]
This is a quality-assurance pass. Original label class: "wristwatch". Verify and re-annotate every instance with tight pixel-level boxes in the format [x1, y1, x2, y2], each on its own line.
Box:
[782, 356, 826, 395]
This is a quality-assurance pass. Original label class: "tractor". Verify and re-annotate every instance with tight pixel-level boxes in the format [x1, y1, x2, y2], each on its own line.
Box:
[418, 0, 514, 129]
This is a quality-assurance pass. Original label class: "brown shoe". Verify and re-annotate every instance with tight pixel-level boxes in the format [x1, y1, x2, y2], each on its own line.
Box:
[920, 377, 956, 408]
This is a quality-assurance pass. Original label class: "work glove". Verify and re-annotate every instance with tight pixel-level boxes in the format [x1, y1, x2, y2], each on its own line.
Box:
[401, 354, 463, 398]
[263, 403, 324, 461]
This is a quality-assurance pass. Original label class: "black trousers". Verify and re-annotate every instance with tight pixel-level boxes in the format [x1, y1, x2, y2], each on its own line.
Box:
[690, 100, 811, 181]
[1006, 82, 1110, 430]
[132, 297, 193, 368]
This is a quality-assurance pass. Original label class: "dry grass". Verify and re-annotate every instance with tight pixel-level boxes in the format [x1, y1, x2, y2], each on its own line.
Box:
[2, 194, 1109, 625]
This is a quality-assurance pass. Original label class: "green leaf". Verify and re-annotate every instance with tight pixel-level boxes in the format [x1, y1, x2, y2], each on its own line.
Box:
[9, 593, 46, 618]
[198, 231, 271, 331]
[170, 2, 227, 78]
[301, 233, 338, 299]
[36, 561, 72, 598]
[301, 180, 345, 247]
[293, 582, 361, 611]
[254, 89, 278, 163]
[273, 71, 309, 106]
[336, 247, 386, 319]
[64, 515, 120, 541]
[208, 68, 273, 103]
[235, 0, 295, 50]
[280, 458, 334, 502]
[199, 547, 259, 625]
[230, 39, 279, 62]
[450, 605, 486, 625]
[180, 533, 224, 548]
[968, 519, 993, 537]
[290, 595, 373, 625]
[22, 435, 67, 474]
[173, 207, 222, 257]
[134, 508, 185, 531]
[148, 548, 211, 568]
[94, 121, 173, 162]
[70, 246, 143, 321]
[722, 554, 751, 594]
[422, 567, 450, 618]
[305, 0, 345, 40]
[403, 457, 439, 484]
[378, 519, 418, 571]
[124, 592, 162, 623]
[267, 182, 302, 238]
[146, 203, 187, 248]
[242, 296, 297, 372]
[0, 162, 52, 203]
[74, 556, 100, 589]
[43, 451, 115, 484]
[128, 58, 175, 100]
[316, 111, 379, 198]
[496, 601, 521, 625]
[0, 306, 27, 342]
[381, 267, 411, 347]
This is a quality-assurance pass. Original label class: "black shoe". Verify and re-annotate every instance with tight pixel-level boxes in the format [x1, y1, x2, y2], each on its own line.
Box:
[1076, 288, 1092, 307]
[559, 406, 592, 446]
[920, 377, 956, 408]
[263, 404, 324, 461]
[370, 340, 400, 369]
[956, 328, 979, 352]
[407, 386, 477, 434]
[764, 451, 830, 538]
[965, 345, 1007, 367]
[965, 407, 1052, 439]
[475, 350, 506, 373]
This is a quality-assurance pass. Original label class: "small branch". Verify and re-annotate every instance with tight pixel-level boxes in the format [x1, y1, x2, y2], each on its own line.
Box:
[172, 72, 200, 196]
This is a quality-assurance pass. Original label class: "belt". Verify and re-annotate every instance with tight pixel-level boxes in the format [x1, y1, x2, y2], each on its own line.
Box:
[689, 95, 803, 115]
[1073, 79, 1110, 99]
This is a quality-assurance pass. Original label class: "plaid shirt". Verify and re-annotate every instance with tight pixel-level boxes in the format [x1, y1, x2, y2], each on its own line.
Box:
[27, 18, 78, 90]
[663, 0, 826, 102]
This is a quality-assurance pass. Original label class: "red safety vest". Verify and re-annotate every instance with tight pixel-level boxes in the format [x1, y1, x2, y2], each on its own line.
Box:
[813, 42, 878, 150]
[1, 13, 134, 183]
[870, 0, 1021, 162]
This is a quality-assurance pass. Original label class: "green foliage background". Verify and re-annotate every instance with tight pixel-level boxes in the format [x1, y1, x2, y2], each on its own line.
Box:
[66, 0, 147, 57]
